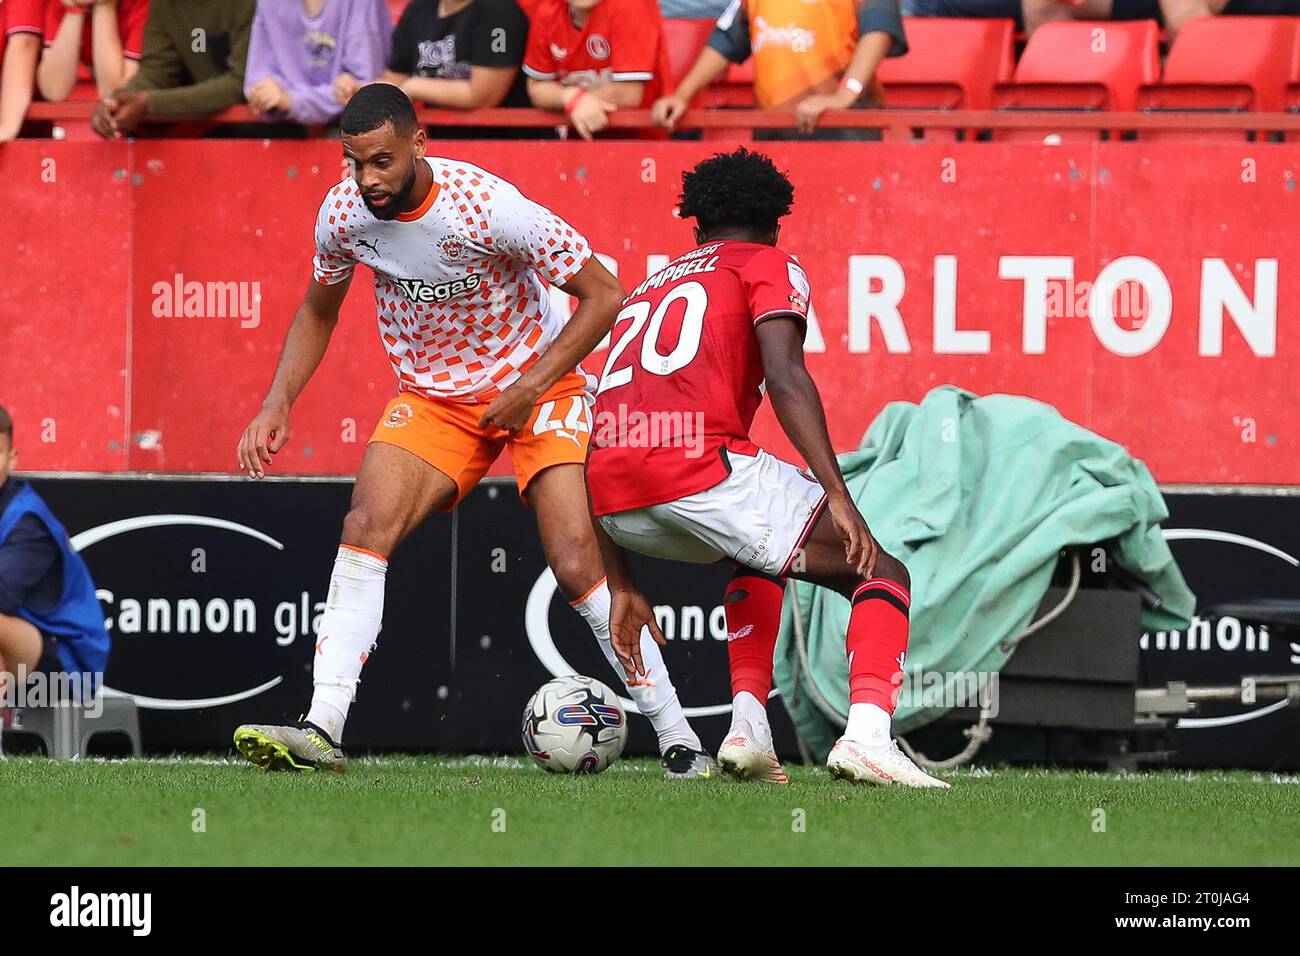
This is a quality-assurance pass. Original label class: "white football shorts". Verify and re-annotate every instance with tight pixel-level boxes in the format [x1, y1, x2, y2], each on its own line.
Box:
[598, 448, 828, 578]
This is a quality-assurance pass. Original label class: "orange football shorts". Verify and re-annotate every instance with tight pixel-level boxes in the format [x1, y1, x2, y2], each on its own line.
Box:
[369, 371, 592, 510]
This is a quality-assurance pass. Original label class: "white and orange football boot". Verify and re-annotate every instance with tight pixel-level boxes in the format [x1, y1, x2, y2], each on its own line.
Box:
[826, 736, 950, 789]
[717, 717, 789, 784]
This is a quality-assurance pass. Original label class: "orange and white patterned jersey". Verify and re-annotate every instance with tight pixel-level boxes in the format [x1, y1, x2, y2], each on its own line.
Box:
[313, 156, 592, 403]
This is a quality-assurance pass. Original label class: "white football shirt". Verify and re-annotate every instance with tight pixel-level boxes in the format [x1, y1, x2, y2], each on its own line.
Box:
[313, 157, 592, 403]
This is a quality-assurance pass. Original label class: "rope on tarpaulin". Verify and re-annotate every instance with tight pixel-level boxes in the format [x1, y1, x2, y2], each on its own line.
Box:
[787, 550, 1082, 771]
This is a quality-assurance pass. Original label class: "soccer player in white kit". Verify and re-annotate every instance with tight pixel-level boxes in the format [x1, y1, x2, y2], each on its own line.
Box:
[232, 84, 711, 778]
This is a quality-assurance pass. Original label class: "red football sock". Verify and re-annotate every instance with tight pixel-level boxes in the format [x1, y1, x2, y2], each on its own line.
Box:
[724, 568, 786, 701]
[846, 577, 911, 713]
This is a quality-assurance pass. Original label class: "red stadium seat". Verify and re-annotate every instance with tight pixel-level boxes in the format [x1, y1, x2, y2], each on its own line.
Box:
[877, 18, 1015, 111]
[693, 55, 757, 109]
[993, 20, 1160, 140]
[712, 57, 757, 106]
[662, 18, 715, 91]
[661, 17, 754, 107]
[1138, 16, 1298, 141]
[67, 63, 98, 101]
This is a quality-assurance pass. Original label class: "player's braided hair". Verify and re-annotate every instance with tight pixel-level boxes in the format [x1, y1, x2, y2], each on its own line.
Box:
[677, 147, 794, 233]
[0, 405, 11, 442]
[341, 83, 418, 138]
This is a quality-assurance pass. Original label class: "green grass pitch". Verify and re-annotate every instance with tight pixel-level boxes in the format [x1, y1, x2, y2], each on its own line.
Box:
[6, 756, 1299, 866]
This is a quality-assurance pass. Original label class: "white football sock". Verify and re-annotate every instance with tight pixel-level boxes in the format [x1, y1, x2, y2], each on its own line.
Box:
[306, 545, 387, 743]
[845, 702, 893, 747]
[572, 579, 702, 754]
[731, 690, 770, 734]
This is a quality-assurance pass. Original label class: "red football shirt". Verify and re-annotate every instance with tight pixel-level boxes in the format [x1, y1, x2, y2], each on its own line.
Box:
[586, 240, 812, 515]
[522, 0, 666, 106]
[2, 0, 47, 63]
[4, 0, 47, 38]
[44, 0, 148, 67]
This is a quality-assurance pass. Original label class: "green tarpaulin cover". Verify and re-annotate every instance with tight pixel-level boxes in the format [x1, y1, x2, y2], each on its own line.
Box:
[774, 386, 1196, 756]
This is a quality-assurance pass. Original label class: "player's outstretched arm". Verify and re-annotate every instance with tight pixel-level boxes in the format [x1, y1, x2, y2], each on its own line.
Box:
[756, 317, 879, 577]
[479, 256, 625, 432]
[588, 500, 666, 679]
[236, 276, 351, 478]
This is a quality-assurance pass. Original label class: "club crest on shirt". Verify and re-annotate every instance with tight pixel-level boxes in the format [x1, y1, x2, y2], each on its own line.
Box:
[437, 235, 468, 263]
[787, 261, 810, 311]
[384, 402, 415, 428]
[586, 34, 611, 60]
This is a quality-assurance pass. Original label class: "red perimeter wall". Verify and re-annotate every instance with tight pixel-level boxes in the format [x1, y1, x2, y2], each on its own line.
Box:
[0, 139, 1295, 483]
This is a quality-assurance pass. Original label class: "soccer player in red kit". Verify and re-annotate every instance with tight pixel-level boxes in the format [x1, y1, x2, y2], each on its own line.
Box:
[585, 148, 949, 788]
[522, 0, 668, 140]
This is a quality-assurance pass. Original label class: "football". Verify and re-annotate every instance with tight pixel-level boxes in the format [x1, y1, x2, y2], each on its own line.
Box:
[521, 675, 628, 774]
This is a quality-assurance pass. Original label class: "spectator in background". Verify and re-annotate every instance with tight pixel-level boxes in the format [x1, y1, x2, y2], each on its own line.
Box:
[90, 0, 254, 138]
[654, 0, 907, 138]
[36, 0, 148, 103]
[523, 0, 666, 140]
[0, 407, 110, 725]
[244, 0, 392, 124]
[0, 0, 47, 141]
[658, 0, 728, 15]
[383, 0, 530, 109]
[903, 0, 1022, 25]
[1023, 0, 1300, 39]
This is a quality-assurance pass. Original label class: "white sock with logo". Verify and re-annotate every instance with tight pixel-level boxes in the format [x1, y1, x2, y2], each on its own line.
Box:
[306, 545, 388, 744]
[844, 702, 893, 747]
[572, 579, 702, 754]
